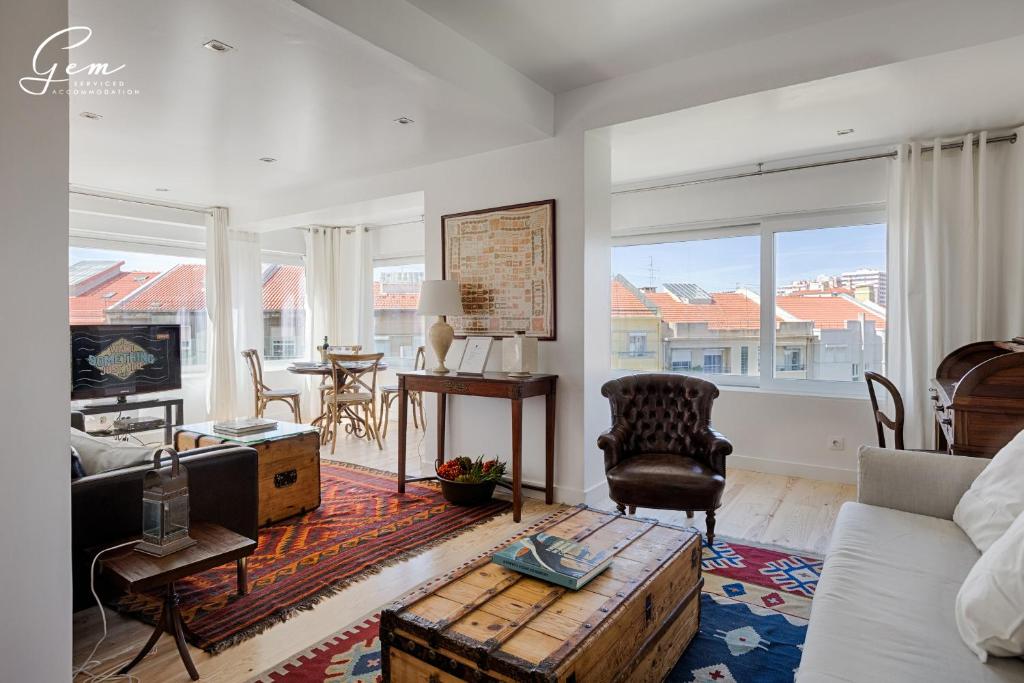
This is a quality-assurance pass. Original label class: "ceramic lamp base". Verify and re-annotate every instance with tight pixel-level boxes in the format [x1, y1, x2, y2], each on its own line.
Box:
[428, 316, 455, 374]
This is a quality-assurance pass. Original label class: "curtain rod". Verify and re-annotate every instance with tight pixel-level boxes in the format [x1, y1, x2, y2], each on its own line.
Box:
[304, 216, 424, 232]
[69, 188, 213, 216]
[612, 133, 1018, 196]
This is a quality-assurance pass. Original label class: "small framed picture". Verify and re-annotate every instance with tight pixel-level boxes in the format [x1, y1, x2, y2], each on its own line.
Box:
[458, 337, 492, 375]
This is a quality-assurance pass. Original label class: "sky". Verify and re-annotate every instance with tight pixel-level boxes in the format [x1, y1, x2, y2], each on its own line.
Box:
[612, 223, 886, 294]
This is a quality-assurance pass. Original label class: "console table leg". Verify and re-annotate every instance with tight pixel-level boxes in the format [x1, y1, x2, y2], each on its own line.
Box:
[436, 392, 447, 470]
[511, 398, 523, 522]
[545, 389, 555, 505]
[398, 382, 408, 493]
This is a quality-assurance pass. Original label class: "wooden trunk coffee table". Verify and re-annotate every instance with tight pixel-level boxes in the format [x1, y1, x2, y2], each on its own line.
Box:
[175, 421, 321, 526]
[380, 506, 702, 682]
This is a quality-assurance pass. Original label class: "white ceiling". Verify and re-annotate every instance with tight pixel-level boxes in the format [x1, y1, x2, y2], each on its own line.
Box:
[405, 0, 895, 93]
[610, 35, 1024, 186]
[68, 0, 546, 209]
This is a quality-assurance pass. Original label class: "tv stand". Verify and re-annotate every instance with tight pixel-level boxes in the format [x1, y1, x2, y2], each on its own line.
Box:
[78, 396, 184, 445]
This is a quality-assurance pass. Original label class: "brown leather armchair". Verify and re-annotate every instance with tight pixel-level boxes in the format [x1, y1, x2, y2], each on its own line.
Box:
[597, 374, 732, 545]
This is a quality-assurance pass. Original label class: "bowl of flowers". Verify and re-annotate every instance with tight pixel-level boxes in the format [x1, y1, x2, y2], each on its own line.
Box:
[436, 456, 507, 506]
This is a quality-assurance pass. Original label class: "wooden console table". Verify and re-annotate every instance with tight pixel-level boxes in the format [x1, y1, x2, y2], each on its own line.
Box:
[396, 371, 557, 522]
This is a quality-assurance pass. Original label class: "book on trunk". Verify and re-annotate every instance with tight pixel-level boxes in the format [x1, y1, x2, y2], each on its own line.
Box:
[491, 532, 613, 590]
[212, 417, 278, 435]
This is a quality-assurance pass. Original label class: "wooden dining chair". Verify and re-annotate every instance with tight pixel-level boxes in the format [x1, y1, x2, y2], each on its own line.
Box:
[864, 371, 908, 450]
[325, 352, 384, 452]
[378, 346, 426, 438]
[316, 344, 363, 411]
[241, 349, 302, 422]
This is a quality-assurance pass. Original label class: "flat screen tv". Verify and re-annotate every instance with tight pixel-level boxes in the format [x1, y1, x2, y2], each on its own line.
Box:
[70, 324, 182, 401]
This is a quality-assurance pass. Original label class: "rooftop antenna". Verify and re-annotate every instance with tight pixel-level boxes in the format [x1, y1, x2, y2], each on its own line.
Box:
[647, 256, 657, 289]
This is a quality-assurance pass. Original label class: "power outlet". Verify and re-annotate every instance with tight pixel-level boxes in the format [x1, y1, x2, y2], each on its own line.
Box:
[828, 436, 846, 451]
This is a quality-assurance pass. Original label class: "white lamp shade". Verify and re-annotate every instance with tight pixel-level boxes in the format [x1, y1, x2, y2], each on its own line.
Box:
[417, 279, 464, 316]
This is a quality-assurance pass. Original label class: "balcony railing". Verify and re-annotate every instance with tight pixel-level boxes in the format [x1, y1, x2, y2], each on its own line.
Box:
[777, 364, 807, 372]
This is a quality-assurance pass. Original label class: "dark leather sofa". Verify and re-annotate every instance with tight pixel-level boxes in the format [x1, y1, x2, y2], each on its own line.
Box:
[71, 412, 260, 612]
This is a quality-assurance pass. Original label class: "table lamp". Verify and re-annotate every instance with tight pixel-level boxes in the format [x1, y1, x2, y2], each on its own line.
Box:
[417, 280, 465, 374]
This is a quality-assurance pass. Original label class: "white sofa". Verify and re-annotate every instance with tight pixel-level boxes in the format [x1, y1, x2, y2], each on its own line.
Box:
[798, 447, 1024, 682]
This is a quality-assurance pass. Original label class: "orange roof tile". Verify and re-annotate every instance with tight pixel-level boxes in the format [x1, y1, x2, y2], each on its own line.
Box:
[373, 281, 419, 310]
[263, 265, 305, 310]
[776, 294, 886, 330]
[114, 264, 207, 312]
[69, 270, 158, 324]
[611, 280, 656, 316]
[646, 291, 762, 330]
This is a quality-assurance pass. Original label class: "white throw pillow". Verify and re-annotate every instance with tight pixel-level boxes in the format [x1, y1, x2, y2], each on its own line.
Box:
[70, 428, 154, 476]
[956, 509, 1024, 661]
[953, 428, 1024, 552]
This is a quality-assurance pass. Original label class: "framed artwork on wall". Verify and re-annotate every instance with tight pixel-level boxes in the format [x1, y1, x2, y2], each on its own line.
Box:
[441, 199, 556, 340]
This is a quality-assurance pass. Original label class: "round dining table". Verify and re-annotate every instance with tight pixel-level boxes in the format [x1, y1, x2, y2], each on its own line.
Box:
[286, 360, 388, 442]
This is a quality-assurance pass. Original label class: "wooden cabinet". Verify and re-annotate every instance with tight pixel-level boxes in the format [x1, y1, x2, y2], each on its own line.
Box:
[381, 507, 702, 683]
[931, 339, 1024, 457]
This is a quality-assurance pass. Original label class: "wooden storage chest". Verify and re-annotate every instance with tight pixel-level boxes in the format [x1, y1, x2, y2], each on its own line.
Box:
[381, 506, 702, 683]
[175, 426, 321, 526]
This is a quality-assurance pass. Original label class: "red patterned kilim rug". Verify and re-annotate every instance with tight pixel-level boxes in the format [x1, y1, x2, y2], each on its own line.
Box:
[250, 519, 822, 683]
[114, 461, 510, 653]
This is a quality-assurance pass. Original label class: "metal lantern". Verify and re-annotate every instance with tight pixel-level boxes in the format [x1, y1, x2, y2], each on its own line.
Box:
[136, 447, 197, 557]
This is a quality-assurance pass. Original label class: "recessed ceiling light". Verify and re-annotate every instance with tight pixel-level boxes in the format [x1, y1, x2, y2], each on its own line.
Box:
[203, 39, 234, 53]
[258, 157, 278, 163]
[79, 111, 103, 120]
[837, 128, 855, 136]
[155, 188, 170, 192]
[393, 116, 415, 125]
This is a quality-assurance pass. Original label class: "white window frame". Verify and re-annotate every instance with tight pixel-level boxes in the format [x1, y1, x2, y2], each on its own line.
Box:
[612, 223, 761, 387]
[760, 205, 886, 397]
[612, 204, 886, 397]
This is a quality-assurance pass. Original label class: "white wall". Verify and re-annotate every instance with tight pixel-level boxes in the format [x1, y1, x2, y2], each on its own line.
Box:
[0, 0, 72, 679]
[612, 158, 888, 232]
[607, 159, 890, 482]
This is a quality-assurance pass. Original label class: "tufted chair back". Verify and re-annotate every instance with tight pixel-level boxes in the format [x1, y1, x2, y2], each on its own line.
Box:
[601, 373, 720, 458]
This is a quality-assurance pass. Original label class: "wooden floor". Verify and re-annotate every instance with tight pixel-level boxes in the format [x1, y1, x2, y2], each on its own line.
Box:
[72, 418, 854, 682]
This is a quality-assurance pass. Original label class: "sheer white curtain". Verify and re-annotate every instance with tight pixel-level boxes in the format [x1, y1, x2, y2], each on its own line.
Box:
[205, 207, 238, 420]
[888, 128, 1024, 447]
[304, 226, 374, 351]
[303, 226, 375, 410]
[229, 230, 264, 412]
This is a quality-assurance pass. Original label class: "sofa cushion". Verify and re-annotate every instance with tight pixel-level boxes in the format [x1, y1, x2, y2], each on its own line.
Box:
[798, 502, 1024, 682]
[957, 510, 1024, 661]
[954, 428, 1024, 552]
[70, 428, 153, 476]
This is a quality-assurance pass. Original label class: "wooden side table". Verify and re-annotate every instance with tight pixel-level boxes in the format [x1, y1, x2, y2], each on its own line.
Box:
[99, 522, 256, 680]
[395, 371, 557, 522]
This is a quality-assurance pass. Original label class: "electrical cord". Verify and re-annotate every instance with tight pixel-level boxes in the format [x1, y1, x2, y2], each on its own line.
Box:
[73, 540, 153, 682]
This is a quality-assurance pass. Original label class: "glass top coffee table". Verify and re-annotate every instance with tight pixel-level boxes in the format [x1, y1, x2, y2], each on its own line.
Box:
[174, 420, 318, 445]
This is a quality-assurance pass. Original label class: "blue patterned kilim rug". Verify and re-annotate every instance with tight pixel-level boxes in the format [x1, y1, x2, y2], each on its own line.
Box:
[252, 537, 820, 682]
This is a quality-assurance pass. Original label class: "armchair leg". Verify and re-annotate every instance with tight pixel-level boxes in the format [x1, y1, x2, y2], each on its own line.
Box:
[615, 502, 626, 514]
[705, 509, 717, 548]
[685, 510, 694, 518]
[628, 505, 636, 515]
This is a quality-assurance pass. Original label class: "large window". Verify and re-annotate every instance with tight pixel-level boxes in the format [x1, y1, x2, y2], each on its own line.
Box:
[69, 246, 208, 366]
[261, 263, 306, 361]
[372, 262, 425, 371]
[610, 232, 760, 380]
[611, 210, 886, 394]
[773, 222, 886, 385]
